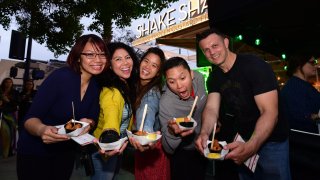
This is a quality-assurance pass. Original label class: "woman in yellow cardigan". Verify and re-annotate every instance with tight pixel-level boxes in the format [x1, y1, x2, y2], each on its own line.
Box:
[91, 42, 139, 180]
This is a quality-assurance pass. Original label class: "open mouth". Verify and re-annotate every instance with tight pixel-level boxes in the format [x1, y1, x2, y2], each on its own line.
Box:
[179, 90, 189, 99]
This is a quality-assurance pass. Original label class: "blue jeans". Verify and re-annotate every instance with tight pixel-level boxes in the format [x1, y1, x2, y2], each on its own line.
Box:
[91, 152, 119, 180]
[239, 139, 291, 180]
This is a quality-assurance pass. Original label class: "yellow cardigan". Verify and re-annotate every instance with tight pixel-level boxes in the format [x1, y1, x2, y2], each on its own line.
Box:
[93, 87, 133, 139]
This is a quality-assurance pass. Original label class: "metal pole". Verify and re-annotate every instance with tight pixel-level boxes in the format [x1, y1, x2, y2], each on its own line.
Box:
[23, 36, 32, 83]
[23, 9, 33, 85]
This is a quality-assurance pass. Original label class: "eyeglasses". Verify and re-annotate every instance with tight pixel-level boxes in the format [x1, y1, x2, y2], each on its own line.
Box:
[81, 53, 107, 59]
[307, 59, 318, 66]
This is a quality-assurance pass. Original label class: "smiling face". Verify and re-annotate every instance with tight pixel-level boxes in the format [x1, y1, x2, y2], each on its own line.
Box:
[111, 48, 133, 80]
[199, 33, 229, 66]
[3, 78, 13, 90]
[139, 52, 161, 85]
[79, 42, 107, 78]
[165, 65, 194, 100]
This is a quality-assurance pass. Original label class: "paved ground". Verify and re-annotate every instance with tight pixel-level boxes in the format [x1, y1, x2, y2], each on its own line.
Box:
[0, 155, 134, 180]
[0, 147, 215, 180]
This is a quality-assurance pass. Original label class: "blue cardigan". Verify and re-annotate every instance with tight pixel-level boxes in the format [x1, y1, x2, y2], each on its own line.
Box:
[280, 76, 320, 133]
[17, 67, 100, 156]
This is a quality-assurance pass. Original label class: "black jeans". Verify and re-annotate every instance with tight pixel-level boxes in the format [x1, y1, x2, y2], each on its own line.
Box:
[170, 149, 207, 180]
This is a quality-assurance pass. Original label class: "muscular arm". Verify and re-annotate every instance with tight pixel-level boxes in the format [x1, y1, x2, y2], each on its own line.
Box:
[195, 93, 220, 152]
[247, 89, 278, 153]
[225, 90, 278, 164]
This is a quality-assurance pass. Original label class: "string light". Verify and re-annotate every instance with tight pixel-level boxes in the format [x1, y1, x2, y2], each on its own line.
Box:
[235, 35, 243, 41]
[255, 38, 261, 46]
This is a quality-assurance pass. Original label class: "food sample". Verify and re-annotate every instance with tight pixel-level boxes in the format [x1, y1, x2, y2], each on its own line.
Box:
[179, 121, 194, 128]
[207, 153, 221, 159]
[175, 117, 194, 128]
[99, 129, 120, 143]
[146, 133, 157, 140]
[64, 120, 83, 133]
[133, 130, 148, 136]
[208, 139, 223, 153]
[175, 117, 190, 123]
[132, 130, 157, 140]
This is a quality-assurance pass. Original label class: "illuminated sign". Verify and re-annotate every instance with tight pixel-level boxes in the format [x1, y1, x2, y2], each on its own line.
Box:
[136, 0, 207, 38]
[133, 13, 208, 46]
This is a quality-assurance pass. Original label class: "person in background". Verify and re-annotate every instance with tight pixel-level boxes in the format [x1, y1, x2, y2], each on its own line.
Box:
[196, 28, 291, 180]
[16, 34, 108, 180]
[280, 53, 320, 133]
[18, 79, 37, 132]
[128, 47, 170, 180]
[91, 42, 139, 180]
[159, 57, 208, 180]
[0, 77, 19, 158]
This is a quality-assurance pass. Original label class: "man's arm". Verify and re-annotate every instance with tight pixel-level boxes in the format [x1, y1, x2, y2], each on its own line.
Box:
[225, 89, 278, 164]
[195, 92, 220, 153]
[248, 89, 278, 153]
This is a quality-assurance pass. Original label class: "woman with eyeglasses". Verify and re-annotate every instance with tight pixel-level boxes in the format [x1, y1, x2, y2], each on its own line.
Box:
[17, 34, 108, 180]
[280, 53, 320, 133]
[91, 42, 139, 180]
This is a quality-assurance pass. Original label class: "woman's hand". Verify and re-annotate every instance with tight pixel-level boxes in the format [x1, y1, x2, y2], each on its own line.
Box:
[168, 119, 194, 137]
[79, 118, 95, 135]
[38, 125, 70, 144]
[99, 140, 128, 159]
[129, 131, 160, 152]
[24, 118, 69, 144]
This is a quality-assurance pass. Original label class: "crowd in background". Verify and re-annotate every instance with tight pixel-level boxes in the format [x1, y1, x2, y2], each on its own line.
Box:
[0, 78, 37, 158]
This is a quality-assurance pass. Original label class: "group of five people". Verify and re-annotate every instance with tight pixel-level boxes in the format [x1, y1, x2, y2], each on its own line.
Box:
[15, 28, 316, 180]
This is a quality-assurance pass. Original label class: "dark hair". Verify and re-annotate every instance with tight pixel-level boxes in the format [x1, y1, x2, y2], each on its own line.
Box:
[286, 52, 314, 77]
[134, 47, 166, 111]
[98, 42, 139, 115]
[21, 79, 34, 93]
[66, 34, 110, 74]
[163, 56, 191, 75]
[1, 78, 13, 91]
[197, 28, 228, 42]
[1, 78, 18, 108]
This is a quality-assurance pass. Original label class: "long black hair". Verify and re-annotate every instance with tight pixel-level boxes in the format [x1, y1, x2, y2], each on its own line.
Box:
[134, 47, 165, 111]
[97, 42, 139, 115]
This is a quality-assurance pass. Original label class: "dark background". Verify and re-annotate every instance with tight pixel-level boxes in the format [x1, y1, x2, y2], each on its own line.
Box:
[207, 0, 320, 57]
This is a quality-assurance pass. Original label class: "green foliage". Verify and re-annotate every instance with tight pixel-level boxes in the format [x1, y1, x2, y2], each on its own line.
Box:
[0, 0, 178, 58]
